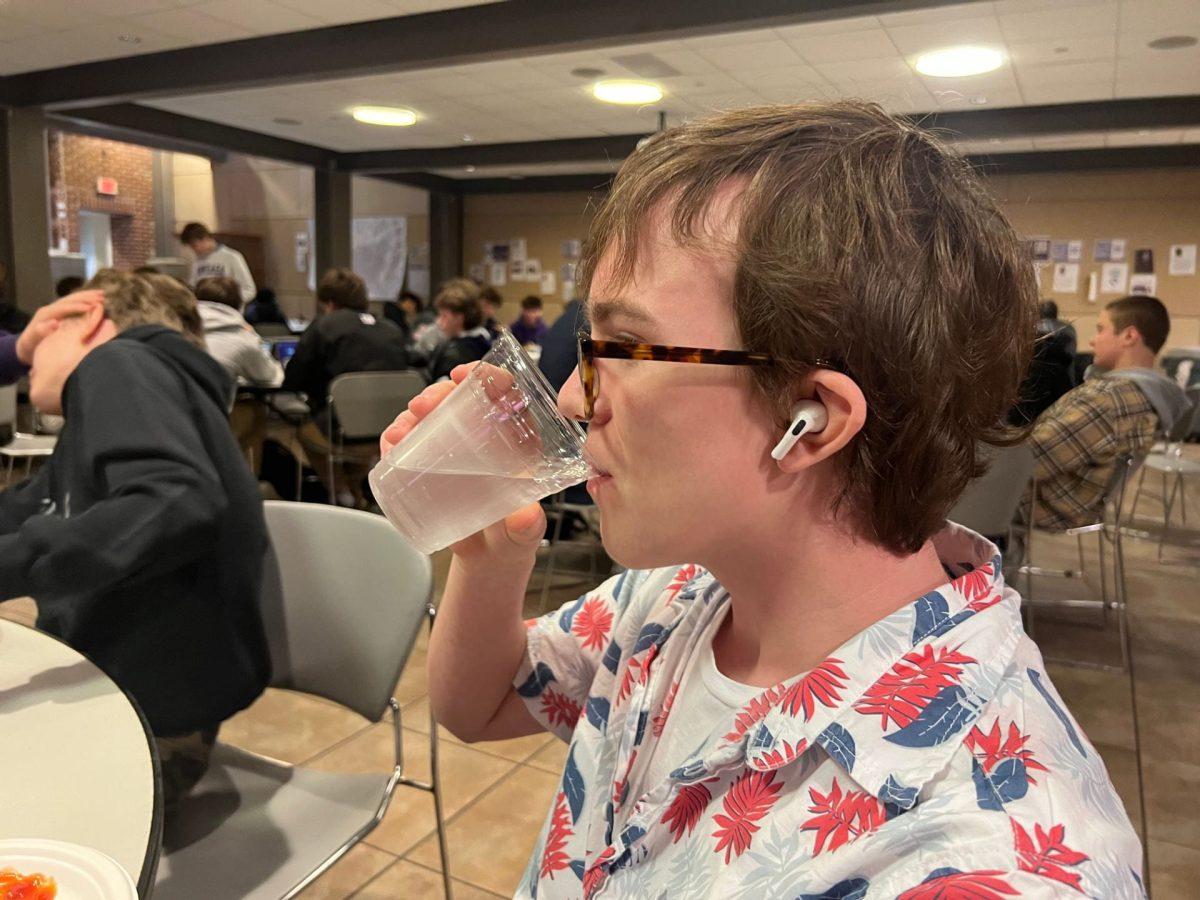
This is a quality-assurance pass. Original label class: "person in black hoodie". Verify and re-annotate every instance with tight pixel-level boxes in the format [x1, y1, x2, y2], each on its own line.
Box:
[0, 268, 271, 812]
[426, 278, 492, 383]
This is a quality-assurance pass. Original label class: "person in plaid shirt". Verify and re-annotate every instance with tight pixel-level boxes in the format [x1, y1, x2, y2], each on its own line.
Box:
[1030, 295, 1189, 531]
[382, 102, 1143, 897]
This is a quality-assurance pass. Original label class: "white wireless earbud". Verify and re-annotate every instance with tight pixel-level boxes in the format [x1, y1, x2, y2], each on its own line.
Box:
[770, 399, 829, 461]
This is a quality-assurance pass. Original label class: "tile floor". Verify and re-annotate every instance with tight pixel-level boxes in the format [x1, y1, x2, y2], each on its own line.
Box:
[2, 449, 1197, 897]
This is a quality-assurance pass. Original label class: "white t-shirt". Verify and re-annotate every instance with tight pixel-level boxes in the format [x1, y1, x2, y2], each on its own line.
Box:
[640, 609, 761, 791]
[191, 244, 257, 304]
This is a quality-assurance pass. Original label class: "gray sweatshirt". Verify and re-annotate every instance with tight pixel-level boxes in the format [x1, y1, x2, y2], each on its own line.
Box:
[1109, 367, 1191, 432]
[198, 301, 283, 388]
[192, 243, 257, 304]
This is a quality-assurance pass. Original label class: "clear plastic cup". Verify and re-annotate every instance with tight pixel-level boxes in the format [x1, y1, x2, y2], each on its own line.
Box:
[369, 329, 595, 554]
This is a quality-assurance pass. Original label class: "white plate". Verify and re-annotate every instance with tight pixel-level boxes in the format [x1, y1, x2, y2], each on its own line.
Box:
[0, 839, 137, 899]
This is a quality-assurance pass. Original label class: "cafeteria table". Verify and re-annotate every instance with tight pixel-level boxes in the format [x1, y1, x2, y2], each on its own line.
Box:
[0, 617, 163, 897]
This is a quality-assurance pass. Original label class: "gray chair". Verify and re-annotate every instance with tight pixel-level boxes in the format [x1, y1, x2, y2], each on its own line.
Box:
[155, 500, 451, 899]
[326, 370, 427, 504]
[947, 443, 1034, 555]
[254, 322, 293, 338]
[1130, 385, 1200, 560]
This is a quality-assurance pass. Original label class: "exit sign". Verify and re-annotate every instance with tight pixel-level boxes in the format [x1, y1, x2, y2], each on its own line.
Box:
[96, 176, 118, 196]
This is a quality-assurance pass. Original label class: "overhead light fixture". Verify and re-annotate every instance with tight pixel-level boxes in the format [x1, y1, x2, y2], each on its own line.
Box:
[461, 134, 474, 142]
[592, 79, 663, 105]
[465, 165, 477, 173]
[350, 106, 417, 127]
[273, 117, 301, 126]
[915, 46, 1004, 78]
[1148, 35, 1197, 50]
[968, 95, 989, 105]
[118, 33, 141, 44]
[571, 67, 606, 79]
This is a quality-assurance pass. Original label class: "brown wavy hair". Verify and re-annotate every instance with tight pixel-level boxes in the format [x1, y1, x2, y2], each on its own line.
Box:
[580, 101, 1037, 554]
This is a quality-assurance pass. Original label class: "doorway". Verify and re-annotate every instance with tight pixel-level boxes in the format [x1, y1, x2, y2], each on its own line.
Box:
[78, 210, 113, 278]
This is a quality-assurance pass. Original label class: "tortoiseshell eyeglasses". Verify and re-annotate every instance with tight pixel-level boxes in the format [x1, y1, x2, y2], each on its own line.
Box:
[575, 333, 837, 420]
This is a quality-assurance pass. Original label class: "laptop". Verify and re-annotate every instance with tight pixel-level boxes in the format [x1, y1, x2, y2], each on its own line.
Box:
[271, 339, 300, 367]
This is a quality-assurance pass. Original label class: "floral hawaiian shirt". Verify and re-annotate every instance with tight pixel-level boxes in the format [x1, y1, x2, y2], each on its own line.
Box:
[512, 523, 1144, 899]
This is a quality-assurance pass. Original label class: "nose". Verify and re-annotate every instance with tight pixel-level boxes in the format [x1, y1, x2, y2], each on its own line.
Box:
[557, 364, 588, 422]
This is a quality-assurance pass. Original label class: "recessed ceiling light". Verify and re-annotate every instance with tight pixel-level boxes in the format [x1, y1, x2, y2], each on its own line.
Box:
[465, 165, 476, 173]
[915, 46, 1004, 78]
[593, 79, 663, 105]
[461, 134, 474, 142]
[968, 95, 989, 105]
[571, 67, 606, 79]
[1138, 129, 1150, 136]
[350, 106, 417, 127]
[273, 117, 301, 126]
[989, 138, 1002, 144]
[1148, 35, 1197, 50]
[118, 33, 141, 44]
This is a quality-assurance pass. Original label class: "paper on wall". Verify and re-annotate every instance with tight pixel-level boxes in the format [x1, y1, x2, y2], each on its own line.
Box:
[540, 271, 556, 295]
[1169, 244, 1197, 276]
[561, 239, 581, 260]
[560, 262, 577, 284]
[509, 260, 526, 282]
[294, 231, 309, 273]
[510, 238, 527, 263]
[562, 281, 576, 301]
[524, 259, 541, 281]
[1052, 262, 1079, 294]
[468, 263, 485, 282]
[1029, 237, 1051, 262]
[1110, 239, 1126, 261]
[1051, 241, 1069, 262]
[489, 262, 507, 287]
[1067, 240, 1082, 262]
[1129, 273, 1157, 296]
[1100, 262, 1129, 294]
[487, 242, 510, 263]
[1094, 240, 1111, 262]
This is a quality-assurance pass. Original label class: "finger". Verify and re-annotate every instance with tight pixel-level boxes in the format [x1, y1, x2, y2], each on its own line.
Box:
[502, 503, 546, 547]
[450, 362, 480, 384]
[406, 381, 456, 417]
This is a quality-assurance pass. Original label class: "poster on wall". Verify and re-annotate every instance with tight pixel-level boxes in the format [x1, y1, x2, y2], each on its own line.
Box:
[468, 263, 485, 282]
[509, 259, 526, 282]
[489, 262, 507, 287]
[1110, 239, 1126, 261]
[1050, 241, 1069, 262]
[561, 239, 581, 260]
[1100, 262, 1129, 294]
[510, 238, 527, 263]
[1052, 262, 1079, 294]
[1094, 240, 1112, 262]
[351, 216, 407, 301]
[1134, 248, 1154, 273]
[1029, 237, 1051, 262]
[485, 242, 510, 263]
[524, 259, 542, 281]
[540, 271, 556, 295]
[560, 262, 577, 285]
[1169, 244, 1197, 276]
[293, 231, 309, 273]
[1067, 239, 1083, 262]
[563, 280, 576, 301]
[1129, 274, 1157, 296]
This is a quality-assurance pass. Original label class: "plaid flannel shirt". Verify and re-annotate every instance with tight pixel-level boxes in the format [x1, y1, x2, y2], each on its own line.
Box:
[1030, 375, 1158, 531]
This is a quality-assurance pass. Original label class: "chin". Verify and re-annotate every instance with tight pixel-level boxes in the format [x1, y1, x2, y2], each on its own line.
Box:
[598, 517, 692, 572]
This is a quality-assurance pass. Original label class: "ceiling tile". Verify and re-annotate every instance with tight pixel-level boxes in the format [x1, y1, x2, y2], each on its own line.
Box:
[814, 56, 915, 83]
[734, 63, 827, 89]
[1117, 0, 1200, 36]
[884, 15, 1006, 56]
[695, 39, 805, 71]
[192, 0, 324, 35]
[273, 0, 399, 24]
[878, 3, 997, 28]
[1016, 60, 1116, 89]
[781, 27, 898, 63]
[681, 27, 783, 50]
[131, 7, 256, 42]
[998, 4, 1118, 42]
[1019, 80, 1116, 104]
[1007, 35, 1117, 66]
[0, 0, 108, 32]
[773, 15, 881, 38]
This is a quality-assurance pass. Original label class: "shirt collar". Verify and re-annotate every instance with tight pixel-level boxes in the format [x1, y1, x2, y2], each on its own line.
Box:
[735, 523, 1022, 810]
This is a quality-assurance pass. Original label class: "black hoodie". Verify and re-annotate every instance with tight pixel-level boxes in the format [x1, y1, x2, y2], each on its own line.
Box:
[0, 325, 271, 736]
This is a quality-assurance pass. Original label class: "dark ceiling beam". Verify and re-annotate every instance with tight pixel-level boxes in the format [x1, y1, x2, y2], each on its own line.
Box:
[47, 114, 229, 163]
[966, 144, 1200, 175]
[457, 173, 617, 194]
[339, 134, 645, 173]
[0, 0, 981, 108]
[918, 95, 1200, 140]
[374, 172, 463, 192]
[51, 104, 334, 168]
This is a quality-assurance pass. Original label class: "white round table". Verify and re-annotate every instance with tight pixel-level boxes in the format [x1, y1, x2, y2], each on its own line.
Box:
[0, 618, 162, 897]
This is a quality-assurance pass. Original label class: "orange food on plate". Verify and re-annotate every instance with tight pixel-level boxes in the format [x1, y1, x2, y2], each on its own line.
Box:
[0, 868, 57, 900]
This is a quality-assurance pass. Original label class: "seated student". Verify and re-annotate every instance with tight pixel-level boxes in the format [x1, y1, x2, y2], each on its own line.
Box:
[140, 272, 206, 350]
[479, 286, 504, 339]
[384, 102, 1143, 898]
[55, 275, 85, 299]
[1038, 299, 1078, 360]
[426, 279, 492, 383]
[244, 287, 289, 328]
[194, 276, 283, 387]
[0, 269, 271, 812]
[283, 267, 408, 507]
[1008, 322, 1075, 427]
[1032, 294, 1189, 530]
[509, 294, 549, 346]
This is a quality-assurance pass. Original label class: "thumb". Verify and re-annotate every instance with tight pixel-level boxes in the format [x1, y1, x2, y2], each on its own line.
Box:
[503, 502, 546, 547]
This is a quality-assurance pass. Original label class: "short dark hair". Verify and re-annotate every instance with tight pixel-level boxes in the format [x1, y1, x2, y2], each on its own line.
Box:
[55, 275, 84, 298]
[134, 265, 160, 276]
[179, 222, 212, 245]
[478, 287, 502, 308]
[397, 289, 423, 310]
[521, 295, 543, 311]
[1106, 295, 1170, 353]
[435, 278, 483, 330]
[195, 276, 244, 311]
[1039, 300, 1058, 319]
[318, 268, 368, 312]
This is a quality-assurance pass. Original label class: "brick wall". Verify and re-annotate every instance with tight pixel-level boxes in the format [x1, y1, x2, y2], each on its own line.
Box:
[48, 132, 156, 270]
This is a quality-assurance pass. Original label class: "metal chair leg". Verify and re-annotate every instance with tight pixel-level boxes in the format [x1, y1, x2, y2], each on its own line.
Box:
[540, 495, 568, 608]
[428, 691, 453, 900]
[1158, 470, 1181, 562]
[1130, 466, 1147, 520]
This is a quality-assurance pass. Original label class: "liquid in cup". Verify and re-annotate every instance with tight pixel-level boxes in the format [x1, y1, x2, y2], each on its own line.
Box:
[369, 330, 594, 554]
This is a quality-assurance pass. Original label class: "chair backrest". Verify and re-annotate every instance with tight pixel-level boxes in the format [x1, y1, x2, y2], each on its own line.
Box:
[253, 322, 292, 337]
[0, 384, 16, 432]
[1170, 384, 1200, 442]
[948, 443, 1035, 536]
[329, 371, 427, 441]
[258, 500, 433, 720]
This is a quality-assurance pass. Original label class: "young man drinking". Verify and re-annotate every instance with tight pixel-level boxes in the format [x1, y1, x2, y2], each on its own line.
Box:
[383, 102, 1143, 898]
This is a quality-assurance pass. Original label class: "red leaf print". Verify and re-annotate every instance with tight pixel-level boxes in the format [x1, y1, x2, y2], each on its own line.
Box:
[540, 792, 574, 879]
[652, 681, 679, 738]
[540, 688, 582, 731]
[582, 846, 615, 899]
[616, 644, 658, 704]
[612, 749, 638, 814]
[1012, 819, 1089, 893]
[897, 870, 1019, 899]
[665, 564, 700, 603]
[723, 685, 783, 742]
[853, 644, 977, 731]
[661, 779, 715, 843]
[756, 738, 808, 769]
[711, 770, 783, 863]
[778, 657, 850, 720]
[953, 562, 995, 602]
[966, 719, 1049, 784]
[571, 596, 614, 652]
[524, 617, 538, 630]
[800, 777, 889, 855]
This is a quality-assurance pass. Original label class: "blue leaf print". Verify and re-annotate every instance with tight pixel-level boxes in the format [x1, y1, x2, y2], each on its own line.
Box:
[1027, 667, 1087, 757]
[586, 695, 611, 732]
[557, 593, 587, 633]
[923, 868, 963, 883]
[621, 824, 647, 845]
[884, 685, 979, 748]
[602, 638, 623, 674]
[569, 859, 585, 881]
[634, 709, 649, 746]
[751, 724, 774, 749]
[971, 757, 1028, 811]
[669, 758, 710, 782]
[516, 661, 556, 698]
[878, 774, 920, 811]
[563, 744, 587, 821]
[798, 877, 870, 900]
[633, 622, 668, 655]
[817, 722, 857, 773]
[912, 590, 952, 642]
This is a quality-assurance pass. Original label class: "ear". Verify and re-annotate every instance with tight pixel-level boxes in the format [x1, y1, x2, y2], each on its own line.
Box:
[774, 370, 867, 474]
[78, 302, 110, 346]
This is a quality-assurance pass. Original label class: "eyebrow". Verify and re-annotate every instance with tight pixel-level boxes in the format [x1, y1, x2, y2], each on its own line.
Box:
[586, 298, 658, 328]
